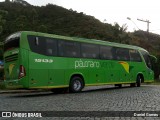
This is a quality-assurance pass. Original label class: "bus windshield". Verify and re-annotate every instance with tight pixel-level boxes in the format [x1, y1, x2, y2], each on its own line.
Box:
[4, 32, 20, 52]
[141, 50, 157, 70]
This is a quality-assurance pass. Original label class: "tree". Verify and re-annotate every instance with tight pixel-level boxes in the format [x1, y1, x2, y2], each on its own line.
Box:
[30, 8, 38, 30]
[0, 10, 8, 34]
[14, 15, 28, 31]
[38, 25, 47, 33]
[112, 23, 128, 43]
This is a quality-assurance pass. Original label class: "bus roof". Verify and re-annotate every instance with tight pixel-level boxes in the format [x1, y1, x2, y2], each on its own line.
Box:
[21, 31, 148, 52]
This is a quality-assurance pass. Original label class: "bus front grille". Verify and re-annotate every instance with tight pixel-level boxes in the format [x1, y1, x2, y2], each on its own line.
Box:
[5, 54, 18, 62]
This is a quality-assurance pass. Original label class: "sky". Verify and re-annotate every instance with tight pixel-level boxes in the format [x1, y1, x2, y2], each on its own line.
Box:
[1, 0, 160, 35]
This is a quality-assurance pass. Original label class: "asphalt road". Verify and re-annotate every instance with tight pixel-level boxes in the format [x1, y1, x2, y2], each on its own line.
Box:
[0, 85, 160, 120]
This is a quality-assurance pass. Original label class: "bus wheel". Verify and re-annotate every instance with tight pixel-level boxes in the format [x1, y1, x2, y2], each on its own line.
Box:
[69, 77, 84, 93]
[136, 75, 141, 87]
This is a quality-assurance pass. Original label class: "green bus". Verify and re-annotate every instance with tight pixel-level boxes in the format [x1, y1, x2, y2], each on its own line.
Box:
[4, 31, 156, 93]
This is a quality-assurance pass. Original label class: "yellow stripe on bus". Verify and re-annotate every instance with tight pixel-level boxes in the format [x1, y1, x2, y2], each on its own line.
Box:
[30, 85, 69, 89]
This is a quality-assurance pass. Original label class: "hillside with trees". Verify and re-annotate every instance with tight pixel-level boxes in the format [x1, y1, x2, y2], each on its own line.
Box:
[0, 0, 160, 78]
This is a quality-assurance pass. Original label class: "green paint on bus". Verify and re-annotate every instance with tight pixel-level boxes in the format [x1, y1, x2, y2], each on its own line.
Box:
[3, 31, 156, 92]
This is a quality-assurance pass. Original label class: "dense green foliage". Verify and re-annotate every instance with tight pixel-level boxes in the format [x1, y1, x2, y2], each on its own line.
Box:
[0, 0, 160, 78]
[0, 1, 130, 43]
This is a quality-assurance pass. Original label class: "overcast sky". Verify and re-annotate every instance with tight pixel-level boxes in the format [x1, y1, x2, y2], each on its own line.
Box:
[1, 0, 160, 34]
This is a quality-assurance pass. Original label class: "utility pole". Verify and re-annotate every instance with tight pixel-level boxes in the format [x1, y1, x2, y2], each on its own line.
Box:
[137, 18, 151, 42]
[137, 18, 151, 32]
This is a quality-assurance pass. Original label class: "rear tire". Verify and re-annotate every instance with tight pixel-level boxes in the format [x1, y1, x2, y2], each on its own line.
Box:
[69, 76, 84, 93]
[136, 75, 141, 87]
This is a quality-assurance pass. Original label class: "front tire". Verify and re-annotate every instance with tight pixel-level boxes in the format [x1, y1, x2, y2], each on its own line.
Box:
[69, 77, 84, 93]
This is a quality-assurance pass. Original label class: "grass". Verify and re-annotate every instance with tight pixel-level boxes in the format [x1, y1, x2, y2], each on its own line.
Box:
[145, 79, 160, 85]
[152, 80, 160, 85]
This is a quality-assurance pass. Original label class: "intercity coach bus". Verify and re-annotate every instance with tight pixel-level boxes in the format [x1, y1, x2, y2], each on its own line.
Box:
[4, 31, 156, 93]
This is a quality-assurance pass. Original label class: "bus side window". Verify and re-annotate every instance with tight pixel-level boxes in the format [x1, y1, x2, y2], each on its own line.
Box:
[28, 35, 46, 55]
[81, 43, 99, 59]
[46, 38, 57, 56]
[129, 50, 142, 62]
[35, 37, 39, 46]
[58, 40, 80, 57]
[100, 46, 113, 60]
[115, 48, 130, 61]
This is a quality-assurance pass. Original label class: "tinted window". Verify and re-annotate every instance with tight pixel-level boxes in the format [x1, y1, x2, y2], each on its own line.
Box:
[4, 33, 20, 52]
[28, 35, 57, 56]
[115, 48, 130, 61]
[28, 36, 46, 55]
[81, 43, 99, 59]
[58, 40, 80, 57]
[100, 46, 114, 60]
[4, 38, 20, 52]
[129, 49, 142, 62]
[46, 38, 57, 56]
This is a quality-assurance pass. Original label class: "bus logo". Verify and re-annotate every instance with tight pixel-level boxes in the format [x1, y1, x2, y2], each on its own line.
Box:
[119, 61, 129, 73]
[2, 112, 11, 117]
[75, 59, 100, 69]
[9, 64, 15, 76]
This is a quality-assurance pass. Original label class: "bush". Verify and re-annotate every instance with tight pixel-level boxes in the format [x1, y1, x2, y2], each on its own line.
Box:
[0, 81, 5, 89]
